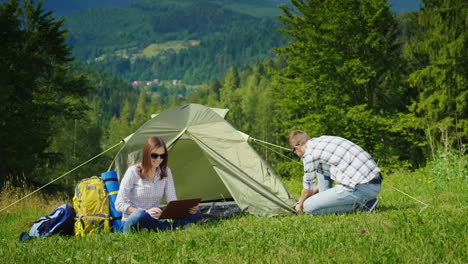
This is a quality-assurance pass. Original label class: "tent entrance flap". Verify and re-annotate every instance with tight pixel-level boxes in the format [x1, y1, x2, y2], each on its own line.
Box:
[168, 139, 232, 201]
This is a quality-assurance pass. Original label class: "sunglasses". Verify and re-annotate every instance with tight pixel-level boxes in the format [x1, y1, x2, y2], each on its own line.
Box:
[150, 153, 167, 159]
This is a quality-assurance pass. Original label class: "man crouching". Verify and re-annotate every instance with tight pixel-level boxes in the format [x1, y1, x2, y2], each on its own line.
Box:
[288, 130, 382, 215]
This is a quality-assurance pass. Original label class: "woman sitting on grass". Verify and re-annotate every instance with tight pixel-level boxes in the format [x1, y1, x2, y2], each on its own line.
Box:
[115, 136, 200, 233]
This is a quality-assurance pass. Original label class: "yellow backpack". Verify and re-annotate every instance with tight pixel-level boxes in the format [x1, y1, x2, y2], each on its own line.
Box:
[73, 176, 111, 236]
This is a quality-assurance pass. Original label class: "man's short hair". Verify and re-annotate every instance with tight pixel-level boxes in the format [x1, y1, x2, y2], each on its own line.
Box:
[288, 130, 311, 150]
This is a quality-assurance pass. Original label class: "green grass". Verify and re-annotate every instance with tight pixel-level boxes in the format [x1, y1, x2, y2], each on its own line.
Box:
[94, 40, 200, 61]
[136, 40, 200, 58]
[0, 157, 466, 263]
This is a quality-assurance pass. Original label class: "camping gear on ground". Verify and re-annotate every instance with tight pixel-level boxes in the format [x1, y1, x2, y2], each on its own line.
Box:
[19, 204, 75, 242]
[101, 171, 123, 232]
[73, 176, 111, 236]
[109, 104, 296, 217]
[198, 201, 243, 223]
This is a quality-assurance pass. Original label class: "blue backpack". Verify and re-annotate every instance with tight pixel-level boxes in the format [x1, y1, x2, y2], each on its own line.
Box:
[20, 204, 76, 242]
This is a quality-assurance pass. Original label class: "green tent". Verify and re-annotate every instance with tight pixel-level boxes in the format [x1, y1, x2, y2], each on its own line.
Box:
[109, 104, 296, 216]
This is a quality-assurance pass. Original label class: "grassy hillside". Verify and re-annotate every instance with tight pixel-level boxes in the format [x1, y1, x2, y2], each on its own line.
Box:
[95, 40, 201, 61]
[1, 155, 465, 263]
[138, 41, 201, 57]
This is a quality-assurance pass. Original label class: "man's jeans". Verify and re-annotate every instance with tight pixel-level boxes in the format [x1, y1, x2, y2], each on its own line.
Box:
[122, 209, 201, 233]
[303, 173, 381, 215]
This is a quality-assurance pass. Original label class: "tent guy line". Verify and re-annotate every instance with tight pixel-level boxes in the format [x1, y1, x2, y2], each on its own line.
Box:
[248, 137, 291, 152]
[389, 186, 429, 213]
[248, 137, 302, 164]
[0, 141, 124, 213]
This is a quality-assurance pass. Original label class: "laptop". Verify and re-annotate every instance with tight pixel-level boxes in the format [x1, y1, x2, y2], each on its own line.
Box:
[158, 198, 202, 219]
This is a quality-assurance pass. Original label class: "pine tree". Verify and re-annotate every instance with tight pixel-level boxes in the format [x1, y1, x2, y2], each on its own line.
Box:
[131, 89, 150, 130]
[242, 71, 261, 134]
[148, 93, 162, 117]
[103, 100, 133, 156]
[273, 0, 405, 164]
[0, 0, 91, 186]
[220, 66, 243, 125]
[207, 79, 222, 105]
[43, 105, 105, 189]
[406, 0, 467, 154]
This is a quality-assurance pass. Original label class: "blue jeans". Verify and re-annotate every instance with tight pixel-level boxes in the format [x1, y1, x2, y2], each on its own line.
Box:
[303, 172, 381, 215]
[122, 209, 201, 233]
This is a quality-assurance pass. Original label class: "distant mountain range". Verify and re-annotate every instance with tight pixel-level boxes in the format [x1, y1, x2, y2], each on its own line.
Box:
[38, 0, 422, 17]
[37, 0, 291, 17]
[60, 0, 288, 84]
[31, 0, 424, 84]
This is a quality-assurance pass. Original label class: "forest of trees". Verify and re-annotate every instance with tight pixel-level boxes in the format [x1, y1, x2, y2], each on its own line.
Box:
[0, 0, 466, 191]
[87, 19, 286, 84]
[64, 0, 287, 84]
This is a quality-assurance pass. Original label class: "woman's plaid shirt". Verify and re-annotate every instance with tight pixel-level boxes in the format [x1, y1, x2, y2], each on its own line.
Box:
[116, 164, 177, 221]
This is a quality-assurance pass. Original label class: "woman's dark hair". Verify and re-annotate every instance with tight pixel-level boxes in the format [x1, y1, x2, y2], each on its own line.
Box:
[140, 136, 168, 179]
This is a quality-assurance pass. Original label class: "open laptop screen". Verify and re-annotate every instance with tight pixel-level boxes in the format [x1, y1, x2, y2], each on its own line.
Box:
[158, 198, 202, 219]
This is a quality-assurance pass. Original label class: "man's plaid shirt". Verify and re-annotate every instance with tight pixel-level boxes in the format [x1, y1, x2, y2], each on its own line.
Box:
[302, 136, 380, 189]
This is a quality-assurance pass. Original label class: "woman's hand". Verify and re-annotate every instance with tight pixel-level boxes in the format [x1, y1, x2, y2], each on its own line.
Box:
[146, 207, 163, 218]
[188, 204, 199, 214]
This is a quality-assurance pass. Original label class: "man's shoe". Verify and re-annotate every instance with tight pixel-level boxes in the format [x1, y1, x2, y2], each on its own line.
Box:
[360, 198, 379, 212]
